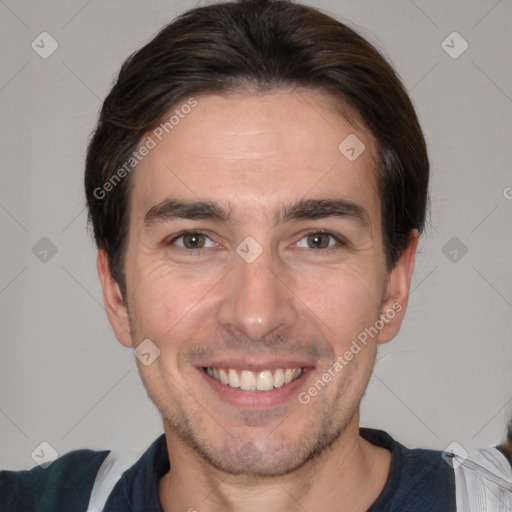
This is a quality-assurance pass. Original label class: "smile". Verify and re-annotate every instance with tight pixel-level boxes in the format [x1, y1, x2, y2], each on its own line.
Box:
[203, 367, 304, 392]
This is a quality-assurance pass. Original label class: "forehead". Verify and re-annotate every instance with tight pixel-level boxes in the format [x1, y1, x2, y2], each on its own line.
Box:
[129, 89, 380, 228]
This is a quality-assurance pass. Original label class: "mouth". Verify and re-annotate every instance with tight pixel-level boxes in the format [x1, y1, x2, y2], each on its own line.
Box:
[197, 363, 314, 409]
[203, 366, 304, 391]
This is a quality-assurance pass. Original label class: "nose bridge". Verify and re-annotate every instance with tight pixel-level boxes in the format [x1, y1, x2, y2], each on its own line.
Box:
[217, 240, 298, 342]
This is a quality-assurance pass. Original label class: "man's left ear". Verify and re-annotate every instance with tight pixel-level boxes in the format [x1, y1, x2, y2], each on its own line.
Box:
[377, 229, 419, 345]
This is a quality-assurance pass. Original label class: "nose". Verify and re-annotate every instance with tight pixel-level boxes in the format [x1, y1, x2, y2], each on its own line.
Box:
[217, 242, 299, 343]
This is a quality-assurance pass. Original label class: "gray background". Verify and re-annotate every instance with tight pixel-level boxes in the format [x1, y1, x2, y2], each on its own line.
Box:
[0, 0, 511, 471]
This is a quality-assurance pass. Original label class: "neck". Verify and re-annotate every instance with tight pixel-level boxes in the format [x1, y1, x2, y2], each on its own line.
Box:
[158, 413, 392, 512]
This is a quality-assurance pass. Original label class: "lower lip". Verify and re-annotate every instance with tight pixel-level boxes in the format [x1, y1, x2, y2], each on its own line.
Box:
[198, 367, 314, 409]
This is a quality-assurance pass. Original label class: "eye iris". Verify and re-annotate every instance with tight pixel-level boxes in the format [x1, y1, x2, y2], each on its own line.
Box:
[308, 233, 329, 249]
[183, 233, 204, 249]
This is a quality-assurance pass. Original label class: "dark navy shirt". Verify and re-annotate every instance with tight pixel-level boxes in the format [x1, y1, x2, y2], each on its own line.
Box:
[0, 427, 456, 511]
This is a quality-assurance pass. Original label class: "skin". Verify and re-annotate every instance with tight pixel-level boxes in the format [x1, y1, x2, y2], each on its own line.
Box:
[97, 88, 418, 511]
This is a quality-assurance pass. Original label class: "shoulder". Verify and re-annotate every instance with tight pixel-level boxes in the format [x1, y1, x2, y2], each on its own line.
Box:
[396, 443, 456, 505]
[361, 427, 456, 511]
[452, 446, 512, 510]
[389, 442, 457, 509]
[0, 448, 110, 512]
[102, 434, 169, 511]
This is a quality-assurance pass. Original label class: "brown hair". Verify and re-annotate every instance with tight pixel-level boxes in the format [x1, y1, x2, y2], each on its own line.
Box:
[85, 0, 429, 301]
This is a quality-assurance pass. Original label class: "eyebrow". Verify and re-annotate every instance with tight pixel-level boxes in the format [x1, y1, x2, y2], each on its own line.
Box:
[142, 197, 370, 230]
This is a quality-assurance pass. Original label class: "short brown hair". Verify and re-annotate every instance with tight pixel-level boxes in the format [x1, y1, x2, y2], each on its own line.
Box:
[85, 0, 429, 301]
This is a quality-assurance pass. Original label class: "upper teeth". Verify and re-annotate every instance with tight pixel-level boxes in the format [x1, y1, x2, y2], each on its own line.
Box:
[205, 367, 304, 391]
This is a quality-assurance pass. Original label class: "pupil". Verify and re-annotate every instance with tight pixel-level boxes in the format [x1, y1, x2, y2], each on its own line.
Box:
[185, 234, 203, 248]
[309, 234, 327, 249]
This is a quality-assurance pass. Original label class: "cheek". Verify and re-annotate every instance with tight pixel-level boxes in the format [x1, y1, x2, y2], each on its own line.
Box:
[298, 265, 382, 342]
[129, 264, 191, 338]
[131, 262, 221, 352]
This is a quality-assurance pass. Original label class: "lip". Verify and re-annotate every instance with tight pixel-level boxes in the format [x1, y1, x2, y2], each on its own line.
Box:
[196, 359, 314, 372]
[197, 365, 315, 409]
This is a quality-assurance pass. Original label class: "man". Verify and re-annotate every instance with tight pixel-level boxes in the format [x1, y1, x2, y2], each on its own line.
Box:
[1, 1, 511, 510]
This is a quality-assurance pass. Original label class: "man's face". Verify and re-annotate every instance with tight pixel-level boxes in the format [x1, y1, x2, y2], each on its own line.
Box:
[100, 89, 412, 476]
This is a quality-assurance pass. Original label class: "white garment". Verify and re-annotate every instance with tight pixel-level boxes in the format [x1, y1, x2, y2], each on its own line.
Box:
[86, 451, 134, 512]
[453, 447, 512, 511]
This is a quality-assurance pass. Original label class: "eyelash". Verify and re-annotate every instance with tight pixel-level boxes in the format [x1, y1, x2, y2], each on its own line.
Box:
[166, 230, 347, 255]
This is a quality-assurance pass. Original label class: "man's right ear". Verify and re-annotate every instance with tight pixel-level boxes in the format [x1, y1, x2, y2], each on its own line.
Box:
[96, 249, 133, 348]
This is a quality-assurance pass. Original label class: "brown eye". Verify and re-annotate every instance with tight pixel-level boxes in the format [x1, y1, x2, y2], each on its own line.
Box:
[306, 233, 332, 249]
[169, 231, 217, 250]
[181, 233, 206, 249]
[295, 231, 346, 253]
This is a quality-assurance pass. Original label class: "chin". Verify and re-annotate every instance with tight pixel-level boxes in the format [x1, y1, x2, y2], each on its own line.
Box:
[191, 424, 343, 478]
